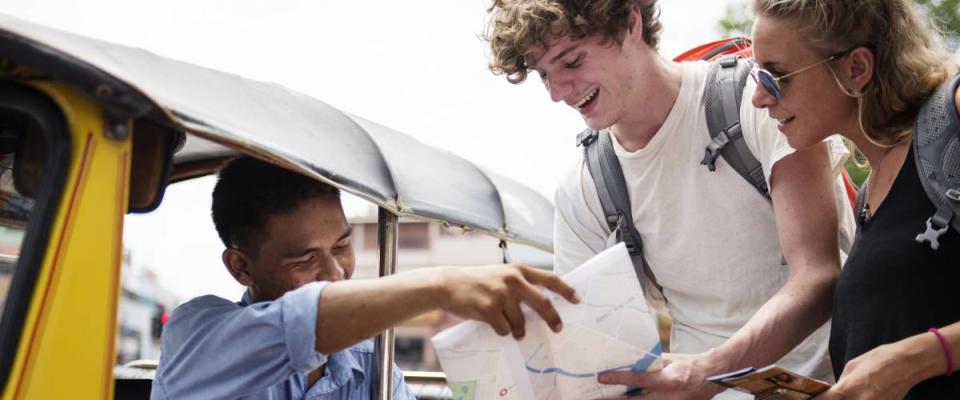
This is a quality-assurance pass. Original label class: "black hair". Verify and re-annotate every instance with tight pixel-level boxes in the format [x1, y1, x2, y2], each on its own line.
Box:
[211, 156, 340, 256]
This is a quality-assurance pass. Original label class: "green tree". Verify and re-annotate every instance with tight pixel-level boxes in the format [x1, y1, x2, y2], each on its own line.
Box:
[717, 2, 753, 37]
[915, 0, 960, 49]
[718, 0, 959, 51]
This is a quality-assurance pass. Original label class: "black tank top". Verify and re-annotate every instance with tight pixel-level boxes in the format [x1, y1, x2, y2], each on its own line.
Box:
[830, 148, 960, 398]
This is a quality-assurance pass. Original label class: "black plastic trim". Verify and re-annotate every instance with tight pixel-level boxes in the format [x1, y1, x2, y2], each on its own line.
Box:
[0, 83, 72, 394]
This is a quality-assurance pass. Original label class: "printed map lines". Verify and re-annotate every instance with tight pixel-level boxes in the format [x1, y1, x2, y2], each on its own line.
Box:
[523, 342, 663, 378]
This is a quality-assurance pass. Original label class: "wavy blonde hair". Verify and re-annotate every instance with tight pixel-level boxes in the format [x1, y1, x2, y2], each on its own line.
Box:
[752, 0, 955, 146]
[484, 0, 662, 84]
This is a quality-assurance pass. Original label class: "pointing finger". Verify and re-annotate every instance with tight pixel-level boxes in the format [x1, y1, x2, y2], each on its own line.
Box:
[598, 370, 660, 388]
[502, 296, 526, 339]
[517, 280, 564, 333]
[521, 266, 580, 304]
[487, 311, 512, 336]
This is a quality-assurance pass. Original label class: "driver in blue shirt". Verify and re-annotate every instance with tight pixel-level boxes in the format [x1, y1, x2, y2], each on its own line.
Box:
[151, 156, 578, 399]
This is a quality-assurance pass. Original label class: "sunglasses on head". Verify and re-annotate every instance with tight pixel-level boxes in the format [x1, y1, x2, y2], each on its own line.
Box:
[750, 49, 853, 102]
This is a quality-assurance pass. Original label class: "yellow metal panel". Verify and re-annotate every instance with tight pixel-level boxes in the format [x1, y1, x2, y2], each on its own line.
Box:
[2, 83, 130, 400]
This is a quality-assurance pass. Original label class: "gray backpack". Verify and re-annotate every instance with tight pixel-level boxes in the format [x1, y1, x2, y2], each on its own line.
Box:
[908, 75, 960, 249]
[575, 55, 766, 293]
[853, 75, 960, 250]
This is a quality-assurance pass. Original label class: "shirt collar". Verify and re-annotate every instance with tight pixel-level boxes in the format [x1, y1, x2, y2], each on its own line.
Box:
[238, 289, 254, 306]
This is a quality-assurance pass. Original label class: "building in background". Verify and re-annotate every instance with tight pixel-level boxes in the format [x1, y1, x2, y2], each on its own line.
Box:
[116, 250, 179, 366]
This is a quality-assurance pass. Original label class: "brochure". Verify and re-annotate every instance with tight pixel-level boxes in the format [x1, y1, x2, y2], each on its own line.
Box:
[707, 365, 831, 399]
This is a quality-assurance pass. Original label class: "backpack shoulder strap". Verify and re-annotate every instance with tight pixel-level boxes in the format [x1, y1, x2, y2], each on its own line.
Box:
[577, 129, 661, 291]
[702, 55, 770, 199]
[913, 74, 960, 250]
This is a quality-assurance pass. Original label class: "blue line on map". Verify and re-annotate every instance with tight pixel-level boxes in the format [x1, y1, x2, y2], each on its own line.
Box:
[525, 366, 597, 378]
[524, 342, 663, 378]
[629, 342, 662, 373]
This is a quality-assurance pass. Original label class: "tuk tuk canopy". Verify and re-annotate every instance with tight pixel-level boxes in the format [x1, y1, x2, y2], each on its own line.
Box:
[0, 13, 554, 251]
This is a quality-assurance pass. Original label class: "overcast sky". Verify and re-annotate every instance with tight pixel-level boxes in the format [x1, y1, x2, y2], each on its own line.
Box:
[2, 0, 741, 300]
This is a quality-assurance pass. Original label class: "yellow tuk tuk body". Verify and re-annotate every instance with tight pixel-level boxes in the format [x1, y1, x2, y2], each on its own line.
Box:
[1, 83, 129, 399]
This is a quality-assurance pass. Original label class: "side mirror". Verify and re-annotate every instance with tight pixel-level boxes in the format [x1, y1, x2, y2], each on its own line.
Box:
[128, 119, 183, 213]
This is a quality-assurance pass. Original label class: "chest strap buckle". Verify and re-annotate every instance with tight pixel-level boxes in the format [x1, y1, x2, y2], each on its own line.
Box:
[916, 215, 951, 251]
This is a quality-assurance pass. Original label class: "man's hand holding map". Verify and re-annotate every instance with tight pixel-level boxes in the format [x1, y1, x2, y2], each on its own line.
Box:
[431, 244, 663, 399]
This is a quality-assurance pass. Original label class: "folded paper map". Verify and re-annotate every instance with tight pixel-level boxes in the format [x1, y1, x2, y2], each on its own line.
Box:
[432, 244, 663, 400]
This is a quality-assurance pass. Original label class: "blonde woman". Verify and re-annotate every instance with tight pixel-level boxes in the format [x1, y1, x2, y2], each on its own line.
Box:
[750, 0, 960, 398]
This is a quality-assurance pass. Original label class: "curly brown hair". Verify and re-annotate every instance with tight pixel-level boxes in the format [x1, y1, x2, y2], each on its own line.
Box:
[753, 0, 956, 146]
[484, 0, 662, 84]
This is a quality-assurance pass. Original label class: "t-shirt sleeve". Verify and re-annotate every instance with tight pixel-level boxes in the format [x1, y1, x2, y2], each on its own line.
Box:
[152, 282, 330, 399]
[553, 161, 612, 276]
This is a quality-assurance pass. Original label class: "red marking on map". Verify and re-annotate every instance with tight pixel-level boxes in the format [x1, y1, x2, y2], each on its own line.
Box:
[499, 388, 508, 396]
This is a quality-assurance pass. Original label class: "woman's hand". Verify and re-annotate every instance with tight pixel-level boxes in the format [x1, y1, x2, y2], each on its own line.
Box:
[818, 331, 948, 400]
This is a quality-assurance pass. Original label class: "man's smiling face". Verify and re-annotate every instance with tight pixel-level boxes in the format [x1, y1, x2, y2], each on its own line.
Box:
[525, 6, 655, 132]
[242, 195, 355, 302]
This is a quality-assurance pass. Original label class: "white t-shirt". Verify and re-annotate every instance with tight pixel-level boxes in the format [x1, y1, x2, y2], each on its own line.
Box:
[553, 61, 856, 398]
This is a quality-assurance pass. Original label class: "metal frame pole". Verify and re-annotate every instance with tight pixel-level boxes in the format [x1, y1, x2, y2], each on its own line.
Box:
[375, 208, 398, 400]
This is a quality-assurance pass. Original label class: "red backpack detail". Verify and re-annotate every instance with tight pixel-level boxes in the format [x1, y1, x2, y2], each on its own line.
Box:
[673, 37, 754, 62]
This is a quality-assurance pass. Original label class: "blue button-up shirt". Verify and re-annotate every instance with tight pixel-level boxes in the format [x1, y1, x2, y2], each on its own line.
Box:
[151, 282, 415, 400]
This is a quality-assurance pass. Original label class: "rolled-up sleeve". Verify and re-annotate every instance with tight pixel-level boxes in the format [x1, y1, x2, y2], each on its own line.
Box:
[281, 282, 329, 371]
[152, 281, 330, 399]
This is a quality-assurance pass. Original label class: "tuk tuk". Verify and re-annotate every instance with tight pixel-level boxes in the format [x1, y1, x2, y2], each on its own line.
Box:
[0, 13, 554, 399]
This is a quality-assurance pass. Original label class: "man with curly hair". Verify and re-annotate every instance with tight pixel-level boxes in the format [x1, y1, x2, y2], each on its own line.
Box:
[150, 156, 580, 400]
[485, 1, 856, 398]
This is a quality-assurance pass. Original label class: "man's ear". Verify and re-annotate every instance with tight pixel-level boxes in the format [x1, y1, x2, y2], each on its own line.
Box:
[627, 5, 644, 42]
[845, 46, 874, 96]
[223, 248, 254, 287]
